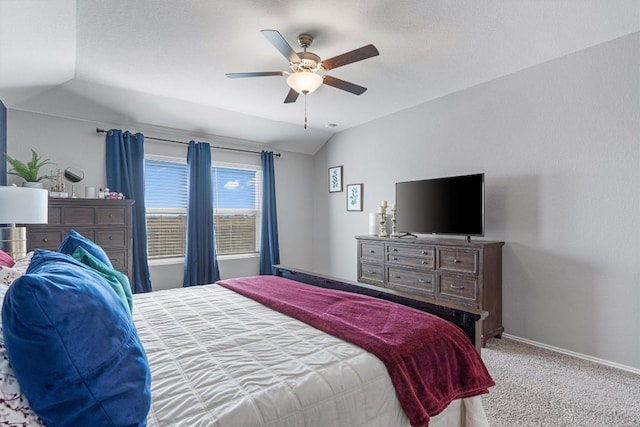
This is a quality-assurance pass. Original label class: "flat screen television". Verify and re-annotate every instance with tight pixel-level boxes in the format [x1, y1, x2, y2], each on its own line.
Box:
[395, 173, 484, 237]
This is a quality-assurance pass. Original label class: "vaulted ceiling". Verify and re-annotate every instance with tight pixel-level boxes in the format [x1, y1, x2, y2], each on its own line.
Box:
[1, 1, 638, 154]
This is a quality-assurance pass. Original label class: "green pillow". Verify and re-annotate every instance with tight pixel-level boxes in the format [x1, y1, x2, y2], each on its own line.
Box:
[71, 246, 133, 314]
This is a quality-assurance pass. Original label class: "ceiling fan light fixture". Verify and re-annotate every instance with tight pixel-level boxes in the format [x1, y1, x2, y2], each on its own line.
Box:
[287, 71, 323, 94]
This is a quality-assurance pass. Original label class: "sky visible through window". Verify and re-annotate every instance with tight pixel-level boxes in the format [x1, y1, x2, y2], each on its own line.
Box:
[145, 160, 257, 210]
[212, 167, 257, 210]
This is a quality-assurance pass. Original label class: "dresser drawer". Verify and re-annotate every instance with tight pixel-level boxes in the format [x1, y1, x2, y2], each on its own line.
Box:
[359, 262, 384, 285]
[387, 267, 434, 297]
[47, 207, 62, 225]
[63, 207, 95, 225]
[438, 273, 478, 305]
[95, 229, 127, 248]
[65, 228, 95, 242]
[360, 242, 384, 262]
[438, 248, 479, 274]
[105, 249, 128, 272]
[27, 230, 63, 250]
[96, 207, 127, 225]
[387, 244, 435, 259]
[386, 253, 434, 269]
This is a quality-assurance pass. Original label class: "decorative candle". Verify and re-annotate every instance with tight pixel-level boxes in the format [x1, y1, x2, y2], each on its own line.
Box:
[368, 213, 377, 235]
[392, 203, 396, 210]
[381, 200, 387, 207]
[379, 206, 385, 213]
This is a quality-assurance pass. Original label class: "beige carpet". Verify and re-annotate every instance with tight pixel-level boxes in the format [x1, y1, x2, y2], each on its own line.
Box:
[480, 337, 640, 427]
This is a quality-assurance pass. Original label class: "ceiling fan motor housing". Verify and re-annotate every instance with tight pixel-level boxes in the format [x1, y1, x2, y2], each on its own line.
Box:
[291, 51, 321, 72]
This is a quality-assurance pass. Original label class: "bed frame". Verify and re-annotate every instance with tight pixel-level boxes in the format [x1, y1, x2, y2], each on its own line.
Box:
[274, 265, 488, 352]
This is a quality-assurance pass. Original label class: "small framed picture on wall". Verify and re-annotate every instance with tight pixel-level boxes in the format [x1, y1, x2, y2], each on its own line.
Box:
[346, 183, 363, 211]
[328, 166, 343, 193]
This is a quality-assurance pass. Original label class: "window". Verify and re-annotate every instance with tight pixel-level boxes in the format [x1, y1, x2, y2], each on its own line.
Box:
[144, 156, 261, 260]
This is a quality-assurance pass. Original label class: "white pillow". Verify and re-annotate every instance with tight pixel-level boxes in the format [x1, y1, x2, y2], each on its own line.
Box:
[0, 252, 33, 286]
[12, 252, 33, 274]
[0, 267, 22, 286]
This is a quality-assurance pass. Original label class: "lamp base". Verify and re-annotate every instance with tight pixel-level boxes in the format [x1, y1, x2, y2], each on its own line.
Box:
[0, 227, 27, 259]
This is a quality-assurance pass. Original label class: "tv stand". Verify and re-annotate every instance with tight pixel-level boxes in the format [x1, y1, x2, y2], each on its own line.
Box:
[356, 235, 504, 347]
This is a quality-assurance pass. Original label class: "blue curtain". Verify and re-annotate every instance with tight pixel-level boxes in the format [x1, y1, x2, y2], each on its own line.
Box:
[259, 150, 280, 275]
[183, 141, 220, 286]
[105, 130, 152, 293]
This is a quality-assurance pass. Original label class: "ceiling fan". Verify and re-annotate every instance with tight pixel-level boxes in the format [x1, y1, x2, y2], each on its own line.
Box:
[226, 29, 380, 104]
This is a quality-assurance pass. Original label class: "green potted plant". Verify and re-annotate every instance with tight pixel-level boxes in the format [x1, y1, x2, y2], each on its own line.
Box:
[5, 149, 55, 188]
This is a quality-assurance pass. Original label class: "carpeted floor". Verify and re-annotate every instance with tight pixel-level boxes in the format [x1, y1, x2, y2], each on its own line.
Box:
[480, 337, 640, 427]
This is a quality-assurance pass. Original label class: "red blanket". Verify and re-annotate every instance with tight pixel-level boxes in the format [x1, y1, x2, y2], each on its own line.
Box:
[217, 275, 494, 427]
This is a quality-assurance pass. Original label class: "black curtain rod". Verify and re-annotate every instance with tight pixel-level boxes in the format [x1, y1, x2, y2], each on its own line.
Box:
[95, 128, 280, 157]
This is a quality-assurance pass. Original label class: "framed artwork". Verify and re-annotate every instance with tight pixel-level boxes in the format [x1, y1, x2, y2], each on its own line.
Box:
[328, 166, 343, 193]
[346, 183, 363, 211]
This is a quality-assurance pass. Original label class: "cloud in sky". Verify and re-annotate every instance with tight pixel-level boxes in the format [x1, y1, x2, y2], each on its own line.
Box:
[224, 179, 240, 190]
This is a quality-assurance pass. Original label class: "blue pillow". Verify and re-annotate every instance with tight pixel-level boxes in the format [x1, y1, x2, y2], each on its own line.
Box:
[1, 250, 150, 427]
[58, 229, 112, 268]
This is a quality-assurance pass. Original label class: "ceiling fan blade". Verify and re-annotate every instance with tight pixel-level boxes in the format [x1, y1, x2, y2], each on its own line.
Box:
[226, 71, 285, 78]
[283, 88, 299, 104]
[261, 29, 301, 63]
[321, 44, 379, 70]
[323, 75, 367, 95]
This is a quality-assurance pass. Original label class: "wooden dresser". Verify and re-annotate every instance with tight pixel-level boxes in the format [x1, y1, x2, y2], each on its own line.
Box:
[26, 198, 134, 280]
[356, 235, 504, 346]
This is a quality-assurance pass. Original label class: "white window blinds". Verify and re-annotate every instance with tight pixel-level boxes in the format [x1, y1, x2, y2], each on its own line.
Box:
[144, 158, 261, 260]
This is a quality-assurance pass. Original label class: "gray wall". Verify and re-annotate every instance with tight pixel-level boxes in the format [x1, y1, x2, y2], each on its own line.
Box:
[0, 100, 6, 185]
[312, 33, 640, 370]
[5, 110, 315, 290]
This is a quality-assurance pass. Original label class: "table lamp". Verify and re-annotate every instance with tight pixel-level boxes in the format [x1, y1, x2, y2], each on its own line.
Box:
[0, 186, 49, 259]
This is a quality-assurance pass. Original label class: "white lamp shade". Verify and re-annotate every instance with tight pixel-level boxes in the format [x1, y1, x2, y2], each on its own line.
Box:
[0, 186, 49, 224]
[286, 72, 323, 94]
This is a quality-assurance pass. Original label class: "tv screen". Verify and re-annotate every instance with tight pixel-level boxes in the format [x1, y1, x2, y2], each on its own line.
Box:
[395, 173, 484, 237]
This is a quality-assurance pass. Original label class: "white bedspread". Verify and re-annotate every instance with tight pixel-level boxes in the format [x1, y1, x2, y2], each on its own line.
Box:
[134, 284, 488, 427]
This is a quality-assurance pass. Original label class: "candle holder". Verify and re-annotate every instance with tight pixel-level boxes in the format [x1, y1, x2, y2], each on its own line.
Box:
[379, 206, 389, 237]
[391, 206, 400, 237]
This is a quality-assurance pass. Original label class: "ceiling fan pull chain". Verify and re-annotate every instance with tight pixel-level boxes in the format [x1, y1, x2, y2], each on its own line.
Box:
[304, 94, 308, 129]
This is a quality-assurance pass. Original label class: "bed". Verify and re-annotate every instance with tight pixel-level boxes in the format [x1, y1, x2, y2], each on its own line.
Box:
[0, 249, 493, 427]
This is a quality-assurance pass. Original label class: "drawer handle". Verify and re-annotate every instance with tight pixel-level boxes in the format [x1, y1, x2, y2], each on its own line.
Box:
[393, 248, 398, 252]
[370, 250, 376, 254]
[108, 213, 113, 218]
[421, 251, 428, 254]
[418, 279, 431, 284]
[421, 260, 428, 264]
[393, 275, 401, 279]
[42, 238, 48, 242]
[366, 270, 378, 275]
[453, 259, 460, 263]
[450, 284, 465, 290]
[393, 257, 398, 261]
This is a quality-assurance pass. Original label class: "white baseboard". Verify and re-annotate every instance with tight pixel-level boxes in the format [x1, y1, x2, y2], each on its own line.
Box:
[502, 333, 640, 376]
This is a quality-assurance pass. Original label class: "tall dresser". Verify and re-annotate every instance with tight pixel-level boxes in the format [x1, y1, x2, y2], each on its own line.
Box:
[26, 198, 134, 280]
[356, 235, 504, 346]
